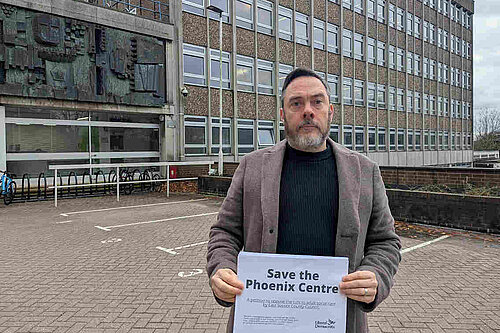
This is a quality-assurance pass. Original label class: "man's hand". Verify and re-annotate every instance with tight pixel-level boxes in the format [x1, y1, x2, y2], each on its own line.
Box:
[210, 268, 244, 303]
[339, 271, 378, 304]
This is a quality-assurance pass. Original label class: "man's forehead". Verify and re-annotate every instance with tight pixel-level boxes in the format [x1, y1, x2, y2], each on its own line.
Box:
[285, 76, 327, 98]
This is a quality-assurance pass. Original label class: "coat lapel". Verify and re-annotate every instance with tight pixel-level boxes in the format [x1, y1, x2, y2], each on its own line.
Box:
[260, 140, 287, 253]
[329, 139, 361, 272]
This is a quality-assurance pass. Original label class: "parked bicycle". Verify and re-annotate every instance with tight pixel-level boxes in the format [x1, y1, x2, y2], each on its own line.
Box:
[1, 170, 16, 205]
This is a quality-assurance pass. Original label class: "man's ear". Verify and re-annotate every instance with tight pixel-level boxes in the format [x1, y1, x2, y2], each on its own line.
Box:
[280, 108, 285, 122]
[328, 104, 334, 122]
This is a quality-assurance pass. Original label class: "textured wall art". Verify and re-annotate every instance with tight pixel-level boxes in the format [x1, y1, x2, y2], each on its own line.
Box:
[0, 5, 166, 106]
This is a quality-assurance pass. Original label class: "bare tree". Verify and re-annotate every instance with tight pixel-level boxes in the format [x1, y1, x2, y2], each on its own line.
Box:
[474, 107, 500, 139]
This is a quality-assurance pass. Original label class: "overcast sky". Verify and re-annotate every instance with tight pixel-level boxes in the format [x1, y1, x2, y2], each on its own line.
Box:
[474, 0, 500, 110]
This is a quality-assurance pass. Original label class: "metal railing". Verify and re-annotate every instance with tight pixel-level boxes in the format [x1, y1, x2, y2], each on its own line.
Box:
[81, 0, 169, 23]
[49, 161, 214, 207]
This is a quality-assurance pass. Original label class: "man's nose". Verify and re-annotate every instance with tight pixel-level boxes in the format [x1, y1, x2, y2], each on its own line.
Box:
[303, 102, 315, 119]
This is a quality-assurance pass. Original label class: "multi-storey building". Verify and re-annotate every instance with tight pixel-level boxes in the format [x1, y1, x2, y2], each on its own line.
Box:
[179, 0, 474, 166]
[0, 0, 475, 179]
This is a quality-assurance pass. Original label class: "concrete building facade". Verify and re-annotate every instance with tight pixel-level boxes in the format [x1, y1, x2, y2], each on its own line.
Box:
[0, 0, 475, 179]
[179, 0, 474, 167]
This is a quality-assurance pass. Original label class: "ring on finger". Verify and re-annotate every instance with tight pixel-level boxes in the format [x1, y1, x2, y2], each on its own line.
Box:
[363, 288, 368, 296]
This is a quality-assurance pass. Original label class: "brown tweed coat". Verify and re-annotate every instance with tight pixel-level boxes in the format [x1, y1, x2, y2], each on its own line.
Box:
[207, 138, 402, 333]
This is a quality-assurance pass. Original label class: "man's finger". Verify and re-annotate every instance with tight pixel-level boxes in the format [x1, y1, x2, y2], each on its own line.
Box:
[217, 269, 245, 289]
[339, 279, 378, 290]
[342, 270, 375, 282]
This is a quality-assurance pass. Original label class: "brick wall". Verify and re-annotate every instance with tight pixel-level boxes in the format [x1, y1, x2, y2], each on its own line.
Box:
[387, 189, 500, 234]
[380, 167, 500, 188]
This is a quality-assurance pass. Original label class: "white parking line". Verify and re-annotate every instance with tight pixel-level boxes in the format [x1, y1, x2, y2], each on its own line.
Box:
[95, 212, 218, 231]
[401, 235, 450, 254]
[56, 220, 73, 224]
[156, 240, 208, 255]
[60, 198, 209, 217]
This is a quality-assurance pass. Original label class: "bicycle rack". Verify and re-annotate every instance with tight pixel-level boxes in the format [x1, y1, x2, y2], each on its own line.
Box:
[21, 173, 31, 201]
[37, 173, 47, 200]
[68, 171, 78, 197]
[108, 169, 117, 194]
[82, 172, 93, 195]
[95, 170, 106, 194]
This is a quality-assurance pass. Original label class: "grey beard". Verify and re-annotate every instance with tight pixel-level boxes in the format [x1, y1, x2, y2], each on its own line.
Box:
[287, 130, 327, 150]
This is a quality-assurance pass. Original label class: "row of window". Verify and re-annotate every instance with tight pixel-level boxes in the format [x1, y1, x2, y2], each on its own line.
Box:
[184, 43, 472, 104]
[184, 115, 472, 156]
[183, 1, 472, 50]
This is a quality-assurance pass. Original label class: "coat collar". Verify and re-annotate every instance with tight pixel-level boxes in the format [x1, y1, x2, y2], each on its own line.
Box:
[260, 138, 361, 267]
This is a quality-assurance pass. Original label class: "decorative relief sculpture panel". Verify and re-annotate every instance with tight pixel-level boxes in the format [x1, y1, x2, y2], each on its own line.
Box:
[0, 6, 166, 106]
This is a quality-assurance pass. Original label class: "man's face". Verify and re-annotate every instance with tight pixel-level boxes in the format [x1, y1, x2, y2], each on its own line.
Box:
[280, 76, 334, 152]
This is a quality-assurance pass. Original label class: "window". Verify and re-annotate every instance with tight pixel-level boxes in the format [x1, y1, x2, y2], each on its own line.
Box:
[444, 131, 449, 150]
[415, 130, 421, 150]
[278, 64, 293, 94]
[377, 0, 386, 23]
[443, 64, 448, 83]
[377, 84, 386, 109]
[258, 120, 275, 148]
[314, 19, 325, 50]
[327, 23, 340, 53]
[343, 29, 353, 57]
[389, 4, 395, 28]
[208, 0, 230, 22]
[429, 95, 435, 115]
[278, 6, 293, 41]
[438, 131, 443, 150]
[407, 129, 413, 150]
[236, 55, 254, 92]
[185, 116, 207, 155]
[443, 30, 449, 50]
[423, 57, 429, 78]
[443, 98, 449, 116]
[368, 127, 376, 151]
[397, 48, 404, 71]
[329, 124, 339, 142]
[414, 92, 421, 113]
[397, 128, 405, 150]
[451, 35, 455, 53]
[295, 12, 309, 45]
[414, 54, 421, 75]
[257, 0, 274, 35]
[407, 52, 413, 74]
[236, 0, 254, 30]
[429, 24, 435, 44]
[210, 49, 231, 88]
[429, 60, 436, 80]
[368, 82, 377, 108]
[183, 0, 204, 16]
[424, 130, 429, 149]
[343, 0, 353, 10]
[407, 90, 413, 112]
[368, 38, 376, 64]
[343, 77, 353, 105]
[438, 96, 443, 115]
[397, 88, 404, 111]
[343, 125, 353, 149]
[183, 43, 206, 86]
[423, 21, 429, 42]
[414, 16, 421, 38]
[438, 28, 443, 48]
[238, 119, 254, 154]
[423, 94, 429, 114]
[354, 0, 364, 14]
[211, 117, 231, 154]
[258, 59, 274, 94]
[396, 8, 405, 31]
[430, 131, 436, 150]
[328, 74, 340, 103]
[407, 13, 413, 35]
[378, 127, 386, 151]
[355, 126, 365, 152]
[377, 41, 386, 66]
[388, 87, 396, 110]
[355, 80, 364, 106]
[354, 33, 364, 60]
[389, 128, 396, 151]
[368, 0, 375, 19]
[389, 45, 395, 69]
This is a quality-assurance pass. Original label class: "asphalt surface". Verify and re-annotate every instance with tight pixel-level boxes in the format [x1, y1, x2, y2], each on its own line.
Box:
[1, 193, 499, 333]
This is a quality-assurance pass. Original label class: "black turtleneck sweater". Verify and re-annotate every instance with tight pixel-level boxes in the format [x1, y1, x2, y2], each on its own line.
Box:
[276, 143, 339, 257]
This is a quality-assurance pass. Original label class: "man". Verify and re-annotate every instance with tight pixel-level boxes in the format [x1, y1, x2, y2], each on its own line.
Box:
[207, 68, 401, 332]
